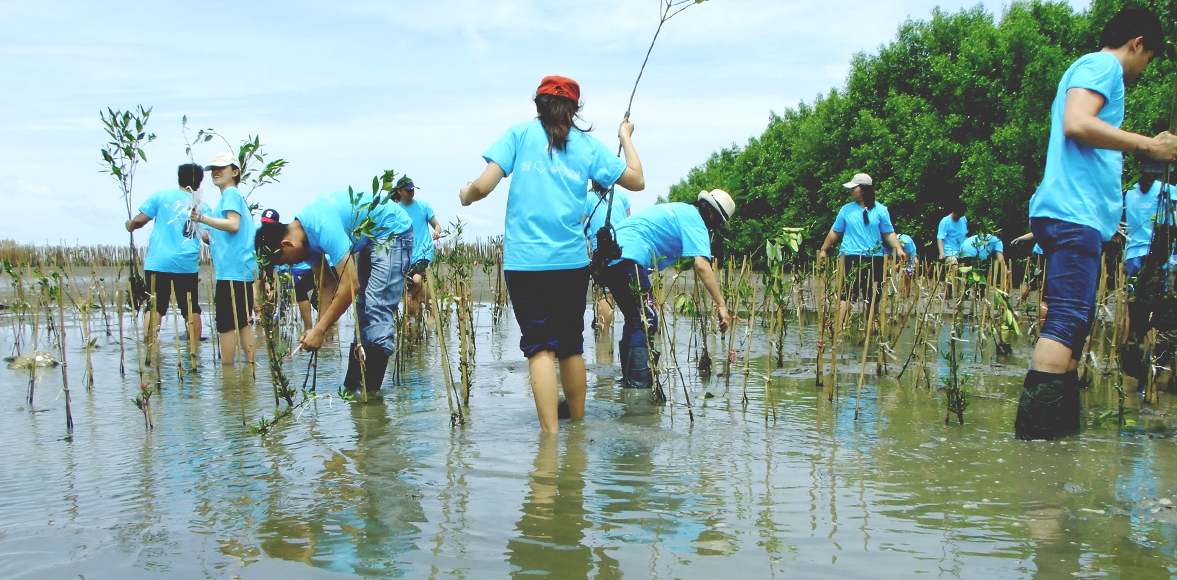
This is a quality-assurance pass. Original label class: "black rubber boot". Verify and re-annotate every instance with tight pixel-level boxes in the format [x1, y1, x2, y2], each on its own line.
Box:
[618, 340, 629, 380]
[624, 345, 653, 389]
[557, 400, 571, 419]
[362, 344, 390, 393]
[343, 343, 363, 391]
[1014, 370, 1068, 440]
[1058, 369, 1081, 432]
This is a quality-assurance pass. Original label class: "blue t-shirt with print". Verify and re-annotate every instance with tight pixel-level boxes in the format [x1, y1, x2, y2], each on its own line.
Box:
[937, 215, 968, 256]
[883, 233, 916, 257]
[583, 189, 631, 250]
[614, 202, 711, 271]
[400, 198, 436, 263]
[1029, 52, 1126, 241]
[483, 120, 628, 271]
[296, 191, 412, 269]
[831, 202, 895, 257]
[140, 189, 210, 274]
[960, 234, 1004, 260]
[209, 186, 257, 282]
[1124, 181, 1173, 260]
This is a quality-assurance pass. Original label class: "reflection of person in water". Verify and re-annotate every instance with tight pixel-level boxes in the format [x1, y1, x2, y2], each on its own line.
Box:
[507, 432, 602, 579]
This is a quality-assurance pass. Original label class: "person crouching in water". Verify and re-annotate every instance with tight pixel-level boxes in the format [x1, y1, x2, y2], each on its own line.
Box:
[603, 190, 734, 388]
[254, 190, 413, 393]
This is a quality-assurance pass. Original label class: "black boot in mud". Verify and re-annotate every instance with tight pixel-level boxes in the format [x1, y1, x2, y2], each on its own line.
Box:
[1014, 370, 1068, 440]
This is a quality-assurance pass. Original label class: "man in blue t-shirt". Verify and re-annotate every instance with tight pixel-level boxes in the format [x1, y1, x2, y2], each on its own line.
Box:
[1015, 7, 1177, 441]
[936, 201, 968, 263]
[255, 190, 413, 393]
[126, 163, 211, 354]
[960, 234, 1005, 264]
[602, 190, 734, 389]
[1123, 161, 1175, 277]
[393, 176, 441, 317]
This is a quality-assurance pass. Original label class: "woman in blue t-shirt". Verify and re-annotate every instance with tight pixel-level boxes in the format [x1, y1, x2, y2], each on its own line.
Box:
[192, 152, 258, 365]
[817, 173, 905, 329]
[459, 76, 645, 433]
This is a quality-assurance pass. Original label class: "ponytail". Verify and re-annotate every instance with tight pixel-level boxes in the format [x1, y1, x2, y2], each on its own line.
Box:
[860, 183, 876, 224]
[534, 93, 590, 154]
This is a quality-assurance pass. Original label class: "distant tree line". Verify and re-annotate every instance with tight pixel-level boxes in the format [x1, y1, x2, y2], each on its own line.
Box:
[668, 0, 1177, 263]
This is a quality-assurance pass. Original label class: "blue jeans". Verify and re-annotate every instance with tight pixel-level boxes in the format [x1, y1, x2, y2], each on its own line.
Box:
[1125, 256, 1143, 278]
[602, 260, 659, 350]
[1031, 218, 1101, 360]
[356, 230, 413, 356]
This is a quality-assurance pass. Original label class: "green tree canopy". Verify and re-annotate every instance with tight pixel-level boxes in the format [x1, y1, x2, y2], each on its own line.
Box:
[669, 0, 1177, 261]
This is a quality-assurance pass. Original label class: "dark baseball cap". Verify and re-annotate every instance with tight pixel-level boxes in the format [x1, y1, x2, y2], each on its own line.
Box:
[395, 176, 417, 191]
[260, 208, 280, 223]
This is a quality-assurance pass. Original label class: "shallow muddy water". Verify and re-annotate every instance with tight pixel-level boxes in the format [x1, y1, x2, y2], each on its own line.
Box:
[4, 293, 1177, 579]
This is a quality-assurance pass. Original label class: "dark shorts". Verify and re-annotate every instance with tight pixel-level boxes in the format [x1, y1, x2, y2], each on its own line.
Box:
[143, 271, 201, 317]
[843, 255, 884, 303]
[214, 280, 254, 334]
[505, 267, 590, 359]
[294, 271, 315, 303]
[1032, 217, 1101, 361]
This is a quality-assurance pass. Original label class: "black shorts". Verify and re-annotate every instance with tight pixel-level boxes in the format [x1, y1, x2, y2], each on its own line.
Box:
[143, 271, 201, 317]
[214, 280, 254, 333]
[505, 267, 589, 359]
[294, 272, 315, 302]
[843, 255, 884, 303]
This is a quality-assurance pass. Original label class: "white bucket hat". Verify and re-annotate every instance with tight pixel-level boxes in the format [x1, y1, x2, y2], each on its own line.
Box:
[205, 152, 240, 170]
[843, 173, 873, 188]
[697, 189, 735, 223]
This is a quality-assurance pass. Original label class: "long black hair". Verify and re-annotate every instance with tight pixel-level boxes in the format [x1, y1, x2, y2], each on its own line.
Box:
[692, 199, 724, 232]
[535, 93, 591, 154]
[859, 183, 876, 224]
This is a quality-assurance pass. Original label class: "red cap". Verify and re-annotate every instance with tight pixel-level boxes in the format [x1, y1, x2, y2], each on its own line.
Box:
[536, 76, 580, 103]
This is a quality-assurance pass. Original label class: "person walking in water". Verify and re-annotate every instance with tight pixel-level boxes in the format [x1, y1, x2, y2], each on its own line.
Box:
[459, 75, 644, 433]
[254, 190, 413, 393]
[394, 176, 441, 317]
[125, 162, 211, 356]
[1015, 7, 1177, 440]
[817, 173, 906, 330]
[190, 153, 258, 365]
[602, 190, 732, 389]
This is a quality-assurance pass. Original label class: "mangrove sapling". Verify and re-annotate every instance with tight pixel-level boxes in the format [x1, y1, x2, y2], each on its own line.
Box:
[739, 286, 758, 409]
[182, 118, 288, 207]
[99, 105, 155, 321]
[428, 259, 465, 426]
[55, 274, 73, 434]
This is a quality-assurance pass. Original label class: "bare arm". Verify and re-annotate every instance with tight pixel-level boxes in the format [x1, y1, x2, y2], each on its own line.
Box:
[194, 209, 241, 234]
[937, 238, 946, 259]
[460, 162, 506, 206]
[300, 253, 359, 351]
[125, 213, 150, 232]
[694, 256, 730, 333]
[614, 118, 644, 191]
[883, 232, 906, 261]
[817, 230, 843, 263]
[428, 216, 442, 241]
[1064, 88, 1177, 159]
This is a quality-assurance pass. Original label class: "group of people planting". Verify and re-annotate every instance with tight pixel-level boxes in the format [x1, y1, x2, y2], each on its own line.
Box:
[126, 7, 1177, 439]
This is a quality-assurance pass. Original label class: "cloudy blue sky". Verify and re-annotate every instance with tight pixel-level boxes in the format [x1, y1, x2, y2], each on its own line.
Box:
[0, 0, 1084, 245]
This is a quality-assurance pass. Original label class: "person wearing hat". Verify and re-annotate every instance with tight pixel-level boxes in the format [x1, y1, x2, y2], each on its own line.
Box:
[817, 173, 906, 330]
[583, 179, 632, 330]
[1123, 161, 1175, 277]
[260, 209, 317, 331]
[393, 175, 441, 317]
[125, 162, 211, 354]
[254, 190, 412, 393]
[459, 75, 644, 433]
[1015, 7, 1177, 440]
[601, 190, 733, 389]
[190, 152, 258, 365]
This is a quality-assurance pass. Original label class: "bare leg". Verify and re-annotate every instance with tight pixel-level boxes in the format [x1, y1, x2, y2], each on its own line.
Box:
[597, 298, 614, 330]
[528, 350, 560, 433]
[1030, 337, 1072, 374]
[559, 354, 587, 419]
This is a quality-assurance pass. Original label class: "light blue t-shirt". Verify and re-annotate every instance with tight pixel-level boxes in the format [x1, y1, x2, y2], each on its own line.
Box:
[831, 202, 895, 257]
[614, 202, 711, 271]
[209, 186, 257, 282]
[1124, 181, 1173, 260]
[483, 120, 628, 271]
[1029, 52, 1126, 241]
[296, 191, 412, 269]
[883, 233, 916, 257]
[960, 234, 1004, 260]
[937, 215, 968, 256]
[583, 189, 631, 250]
[140, 189, 210, 274]
[400, 198, 436, 263]
[1034, 244, 1044, 255]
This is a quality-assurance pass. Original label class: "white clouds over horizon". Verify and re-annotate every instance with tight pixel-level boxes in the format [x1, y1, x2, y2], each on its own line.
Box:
[0, 0, 1085, 245]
